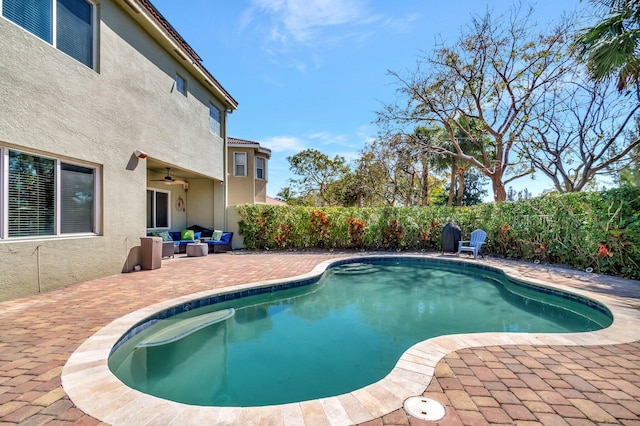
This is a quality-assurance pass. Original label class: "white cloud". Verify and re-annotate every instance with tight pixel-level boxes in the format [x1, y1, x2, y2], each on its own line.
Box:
[263, 136, 307, 152]
[241, 0, 375, 48]
[263, 127, 373, 156]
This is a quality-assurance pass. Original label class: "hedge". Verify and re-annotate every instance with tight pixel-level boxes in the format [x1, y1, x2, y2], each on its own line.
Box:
[237, 187, 640, 279]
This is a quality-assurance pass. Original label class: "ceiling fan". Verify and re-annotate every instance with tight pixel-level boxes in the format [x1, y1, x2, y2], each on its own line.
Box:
[151, 167, 187, 185]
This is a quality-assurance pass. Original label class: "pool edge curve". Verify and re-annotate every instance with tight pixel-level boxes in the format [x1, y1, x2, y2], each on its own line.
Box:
[61, 254, 640, 426]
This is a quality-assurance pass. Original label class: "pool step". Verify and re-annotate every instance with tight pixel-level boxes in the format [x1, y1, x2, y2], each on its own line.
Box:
[334, 263, 381, 275]
[135, 308, 235, 348]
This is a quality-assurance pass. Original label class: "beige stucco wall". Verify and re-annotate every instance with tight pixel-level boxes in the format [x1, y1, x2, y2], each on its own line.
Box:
[255, 178, 267, 203]
[184, 179, 215, 230]
[226, 206, 245, 249]
[227, 148, 255, 206]
[0, 1, 229, 301]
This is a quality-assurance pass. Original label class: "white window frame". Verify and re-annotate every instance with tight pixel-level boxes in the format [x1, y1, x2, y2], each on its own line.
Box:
[0, 0, 98, 70]
[1, 147, 101, 239]
[256, 156, 267, 181]
[146, 188, 171, 230]
[176, 73, 187, 96]
[233, 152, 247, 177]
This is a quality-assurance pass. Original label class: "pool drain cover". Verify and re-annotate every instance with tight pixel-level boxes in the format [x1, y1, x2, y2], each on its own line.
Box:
[404, 396, 445, 421]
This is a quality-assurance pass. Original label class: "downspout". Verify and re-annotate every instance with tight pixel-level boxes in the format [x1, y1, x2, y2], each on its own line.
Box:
[223, 110, 229, 230]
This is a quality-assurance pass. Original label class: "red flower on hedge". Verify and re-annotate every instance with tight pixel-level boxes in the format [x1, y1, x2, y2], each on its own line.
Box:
[597, 242, 612, 258]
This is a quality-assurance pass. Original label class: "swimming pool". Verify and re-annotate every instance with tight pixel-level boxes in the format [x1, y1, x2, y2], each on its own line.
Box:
[108, 257, 612, 407]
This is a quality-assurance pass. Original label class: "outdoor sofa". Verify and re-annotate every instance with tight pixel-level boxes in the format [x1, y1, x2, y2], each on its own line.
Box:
[204, 232, 233, 253]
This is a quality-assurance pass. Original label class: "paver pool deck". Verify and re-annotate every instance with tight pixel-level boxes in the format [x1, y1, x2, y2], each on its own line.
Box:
[1, 250, 639, 425]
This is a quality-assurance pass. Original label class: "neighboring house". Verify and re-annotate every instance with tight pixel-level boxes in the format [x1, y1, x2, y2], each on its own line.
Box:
[0, 0, 237, 301]
[266, 196, 287, 205]
[227, 137, 272, 206]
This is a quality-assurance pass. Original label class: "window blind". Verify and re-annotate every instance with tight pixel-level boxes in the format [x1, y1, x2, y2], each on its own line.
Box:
[56, 0, 92, 67]
[235, 153, 246, 176]
[209, 105, 221, 136]
[8, 151, 55, 237]
[61, 163, 94, 233]
[2, 0, 53, 43]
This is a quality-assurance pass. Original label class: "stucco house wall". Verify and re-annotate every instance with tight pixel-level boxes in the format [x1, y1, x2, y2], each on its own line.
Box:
[0, 0, 236, 301]
[227, 147, 256, 207]
[227, 138, 271, 207]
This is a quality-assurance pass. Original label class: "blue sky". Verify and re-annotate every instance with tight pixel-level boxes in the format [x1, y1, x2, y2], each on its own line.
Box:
[151, 0, 588, 199]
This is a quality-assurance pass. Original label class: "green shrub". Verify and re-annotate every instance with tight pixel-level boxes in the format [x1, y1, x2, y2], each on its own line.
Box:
[236, 187, 640, 279]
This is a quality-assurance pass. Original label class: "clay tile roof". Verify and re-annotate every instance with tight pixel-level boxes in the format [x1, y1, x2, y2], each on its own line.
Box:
[266, 196, 287, 205]
[228, 137, 260, 146]
[228, 137, 272, 155]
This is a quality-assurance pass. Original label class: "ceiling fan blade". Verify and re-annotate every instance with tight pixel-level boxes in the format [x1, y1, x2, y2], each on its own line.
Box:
[151, 167, 175, 182]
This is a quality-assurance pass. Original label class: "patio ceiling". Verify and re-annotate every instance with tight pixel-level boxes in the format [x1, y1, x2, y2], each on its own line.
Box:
[146, 158, 214, 181]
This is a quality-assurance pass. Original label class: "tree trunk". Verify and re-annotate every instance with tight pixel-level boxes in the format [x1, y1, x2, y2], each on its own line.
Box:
[456, 168, 465, 206]
[491, 178, 507, 202]
[421, 157, 429, 206]
[447, 165, 456, 207]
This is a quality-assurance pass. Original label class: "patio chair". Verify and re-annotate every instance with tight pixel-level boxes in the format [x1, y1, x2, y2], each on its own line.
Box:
[457, 229, 487, 259]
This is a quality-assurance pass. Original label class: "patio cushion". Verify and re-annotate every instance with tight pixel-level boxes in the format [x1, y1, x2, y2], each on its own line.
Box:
[181, 229, 195, 240]
[211, 230, 223, 241]
[157, 231, 172, 241]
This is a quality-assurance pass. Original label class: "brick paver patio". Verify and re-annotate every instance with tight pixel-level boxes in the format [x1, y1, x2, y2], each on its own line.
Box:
[0, 251, 639, 425]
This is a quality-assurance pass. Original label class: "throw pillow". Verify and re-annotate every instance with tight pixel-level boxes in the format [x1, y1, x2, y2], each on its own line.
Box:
[158, 231, 172, 241]
[212, 230, 223, 241]
[194, 232, 202, 240]
[181, 229, 195, 240]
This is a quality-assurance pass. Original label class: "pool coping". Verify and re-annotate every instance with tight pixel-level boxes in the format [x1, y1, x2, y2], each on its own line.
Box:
[61, 255, 640, 426]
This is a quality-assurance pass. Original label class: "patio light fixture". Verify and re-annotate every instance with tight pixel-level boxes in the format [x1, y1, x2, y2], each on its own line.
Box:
[134, 150, 148, 159]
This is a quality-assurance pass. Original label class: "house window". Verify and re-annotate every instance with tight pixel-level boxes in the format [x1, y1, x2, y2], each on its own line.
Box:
[61, 163, 94, 233]
[256, 156, 266, 180]
[233, 152, 247, 177]
[6, 149, 98, 238]
[209, 104, 221, 136]
[2, 0, 95, 68]
[146, 189, 170, 229]
[176, 73, 186, 96]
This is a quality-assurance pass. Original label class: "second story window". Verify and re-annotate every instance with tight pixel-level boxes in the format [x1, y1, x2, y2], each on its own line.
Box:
[209, 104, 221, 136]
[234, 152, 247, 177]
[256, 157, 266, 180]
[2, 0, 95, 68]
[175, 73, 186, 96]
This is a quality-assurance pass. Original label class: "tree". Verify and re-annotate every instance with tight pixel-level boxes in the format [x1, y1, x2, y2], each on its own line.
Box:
[454, 169, 489, 206]
[576, 0, 640, 92]
[276, 187, 309, 206]
[355, 132, 444, 207]
[521, 62, 640, 192]
[355, 135, 419, 207]
[286, 149, 349, 206]
[421, 119, 485, 206]
[506, 186, 533, 201]
[618, 139, 640, 186]
[379, 6, 574, 201]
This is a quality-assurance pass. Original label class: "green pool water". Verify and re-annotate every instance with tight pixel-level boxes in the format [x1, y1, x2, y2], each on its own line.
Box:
[108, 258, 612, 407]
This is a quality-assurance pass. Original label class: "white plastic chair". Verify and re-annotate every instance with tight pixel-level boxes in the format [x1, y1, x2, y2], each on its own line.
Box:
[457, 229, 487, 259]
